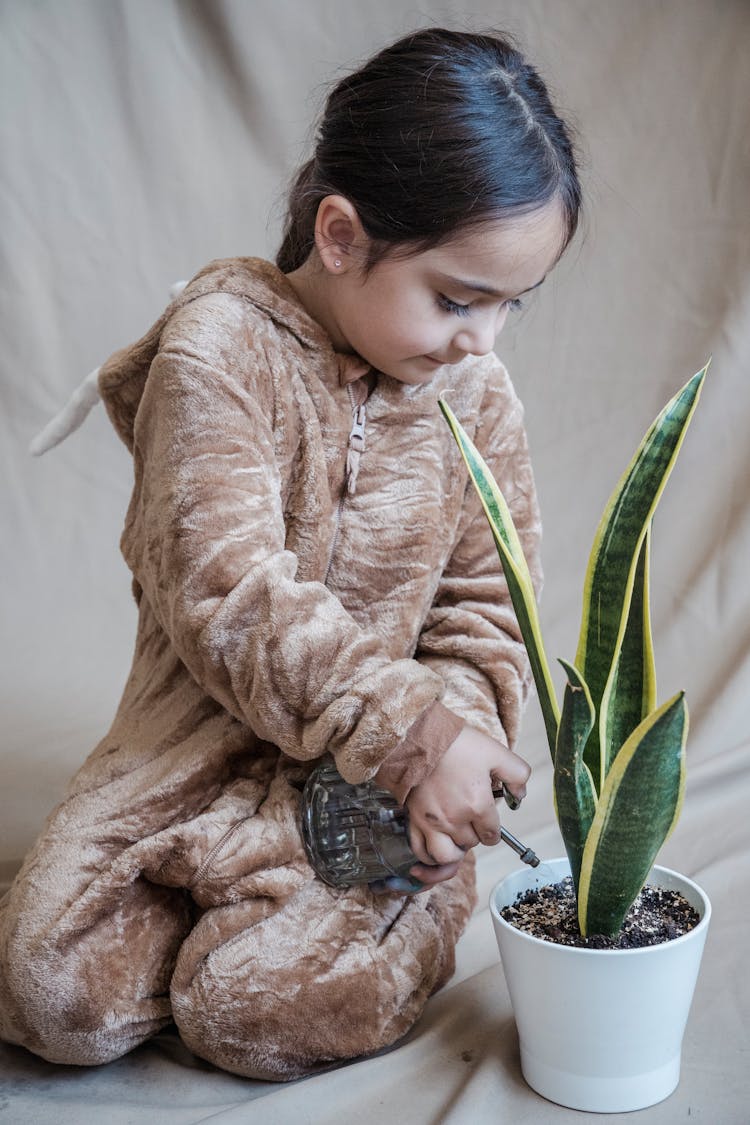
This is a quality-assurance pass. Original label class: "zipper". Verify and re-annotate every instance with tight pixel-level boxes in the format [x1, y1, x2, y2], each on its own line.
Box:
[346, 398, 367, 495]
[324, 384, 367, 584]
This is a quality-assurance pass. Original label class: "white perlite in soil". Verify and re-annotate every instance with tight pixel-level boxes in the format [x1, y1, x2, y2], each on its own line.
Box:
[500, 876, 700, 949]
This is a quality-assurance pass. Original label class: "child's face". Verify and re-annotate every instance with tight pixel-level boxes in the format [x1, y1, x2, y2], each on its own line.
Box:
[328, 201, 566, 385]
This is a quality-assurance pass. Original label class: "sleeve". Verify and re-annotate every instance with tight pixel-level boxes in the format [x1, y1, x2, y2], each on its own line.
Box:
[121, 295, 445, 784]
[414, 368, 543, 751]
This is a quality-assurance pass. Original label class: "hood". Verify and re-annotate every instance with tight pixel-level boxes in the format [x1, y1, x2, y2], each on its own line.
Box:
[98, 257, 330, 452]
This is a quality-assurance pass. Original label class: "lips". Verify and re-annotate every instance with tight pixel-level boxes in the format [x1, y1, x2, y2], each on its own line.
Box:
[424, 353, 463, 367]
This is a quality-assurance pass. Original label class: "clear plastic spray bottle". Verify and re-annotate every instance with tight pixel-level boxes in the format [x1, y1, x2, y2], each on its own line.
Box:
[300, 755, 539, 894]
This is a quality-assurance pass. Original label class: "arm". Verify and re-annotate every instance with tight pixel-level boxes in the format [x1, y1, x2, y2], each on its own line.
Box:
[122, 294, 444, 783]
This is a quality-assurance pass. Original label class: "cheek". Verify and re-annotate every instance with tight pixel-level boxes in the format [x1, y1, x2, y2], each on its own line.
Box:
[356, 279, 446, 357]
[390, 320, 443, 358]
[368, 304, 434, 353]
[392, 294, 447, 348]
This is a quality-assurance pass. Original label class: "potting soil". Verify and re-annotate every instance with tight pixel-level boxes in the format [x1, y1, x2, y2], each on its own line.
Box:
[500, 876, 700, 949]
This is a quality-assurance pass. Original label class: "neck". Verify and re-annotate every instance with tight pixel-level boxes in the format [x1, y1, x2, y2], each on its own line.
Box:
[285, 257, 353, 353]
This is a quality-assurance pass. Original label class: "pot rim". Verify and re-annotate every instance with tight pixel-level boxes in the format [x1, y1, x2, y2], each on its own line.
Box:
[489, 857, 712, 958]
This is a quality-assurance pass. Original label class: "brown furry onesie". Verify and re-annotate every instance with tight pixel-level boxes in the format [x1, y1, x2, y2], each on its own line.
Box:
[0, 258, 541, 1080]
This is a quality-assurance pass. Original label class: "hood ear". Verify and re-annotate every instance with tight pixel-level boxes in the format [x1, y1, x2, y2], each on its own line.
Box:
[29, 366, 102, 456]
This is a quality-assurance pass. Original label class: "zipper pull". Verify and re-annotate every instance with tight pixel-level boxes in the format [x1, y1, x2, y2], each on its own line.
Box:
[346, 402, 367, 494]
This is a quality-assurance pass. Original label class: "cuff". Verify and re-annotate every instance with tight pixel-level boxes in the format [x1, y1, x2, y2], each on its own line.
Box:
[374, 700, 465, 806]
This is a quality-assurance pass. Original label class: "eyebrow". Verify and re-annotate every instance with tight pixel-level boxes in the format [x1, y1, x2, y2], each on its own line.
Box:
[438, 273, 547, 299]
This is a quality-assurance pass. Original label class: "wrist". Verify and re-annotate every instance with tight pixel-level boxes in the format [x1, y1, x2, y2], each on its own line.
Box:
[374, 701, 465, 805]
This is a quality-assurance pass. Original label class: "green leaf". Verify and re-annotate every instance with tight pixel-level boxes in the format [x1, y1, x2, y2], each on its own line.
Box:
[576, 365, 707, 791]
[438, 396, 560, 758]
[577, 692, 688, 937]
[554, 659, 597, 892]
[600, 526, 657, 780]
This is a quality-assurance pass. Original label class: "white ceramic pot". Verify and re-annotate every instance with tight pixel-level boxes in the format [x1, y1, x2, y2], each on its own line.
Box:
[489, 857, 711, 1113]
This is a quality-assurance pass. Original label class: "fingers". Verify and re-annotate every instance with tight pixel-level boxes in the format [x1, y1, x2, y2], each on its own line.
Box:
[470, 804, 502, 847]
[490, 744, 531, 803]
[404, 725, 532, 866]
[408, 860, 462, 888]
[409, 822, 466, 866]
[409, 789, 499, 859]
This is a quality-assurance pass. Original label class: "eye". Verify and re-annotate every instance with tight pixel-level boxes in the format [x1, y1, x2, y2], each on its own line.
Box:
[436, 294, 472, 318]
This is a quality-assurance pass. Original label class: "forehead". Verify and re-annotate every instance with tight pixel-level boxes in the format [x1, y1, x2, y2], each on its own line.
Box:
[417, 202, 567, 294]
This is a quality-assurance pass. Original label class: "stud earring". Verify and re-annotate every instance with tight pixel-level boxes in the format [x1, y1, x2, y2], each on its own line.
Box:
[333, 258, 342, 268]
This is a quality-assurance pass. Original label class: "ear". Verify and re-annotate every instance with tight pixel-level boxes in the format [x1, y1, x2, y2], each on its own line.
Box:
[314, 195, 368, 274]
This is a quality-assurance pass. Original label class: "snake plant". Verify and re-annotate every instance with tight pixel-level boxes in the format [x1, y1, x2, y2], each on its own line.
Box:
[439, 364, 708, 937]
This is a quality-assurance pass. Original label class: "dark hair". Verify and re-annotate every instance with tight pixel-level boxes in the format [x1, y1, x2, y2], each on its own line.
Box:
[276, 28, 581, 273]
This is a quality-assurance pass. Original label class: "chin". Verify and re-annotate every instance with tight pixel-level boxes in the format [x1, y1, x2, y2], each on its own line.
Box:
[388, 368, 438, 386]
[393, 355, 447, 382]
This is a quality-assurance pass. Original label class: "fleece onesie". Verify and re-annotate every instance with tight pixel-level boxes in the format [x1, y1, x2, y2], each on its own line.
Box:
[0, 258, 542, 1080]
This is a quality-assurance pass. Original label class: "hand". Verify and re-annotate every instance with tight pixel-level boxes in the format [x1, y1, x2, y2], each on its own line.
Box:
[405, 725, 530, 876]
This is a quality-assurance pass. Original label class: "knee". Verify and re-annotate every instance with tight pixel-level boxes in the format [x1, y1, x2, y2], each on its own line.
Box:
[170, 886, 450, 1080]
[173, 951, 425, 1081]
[0, 880, 189, 1066]
[0, 928, 113, 1064]
[0, 922, 162, 1066]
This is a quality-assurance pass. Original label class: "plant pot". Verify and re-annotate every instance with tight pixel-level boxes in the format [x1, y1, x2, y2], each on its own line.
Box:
[489, 857, 711, 1113]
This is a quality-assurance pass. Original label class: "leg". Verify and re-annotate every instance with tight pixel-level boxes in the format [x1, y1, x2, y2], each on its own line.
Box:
[0, 686, 275, 1066]
[0, 747, 302, 1067]
[0, 844, 192, 1065]
[170, 853, 476, 1081]
[1, 746, 475, 1076]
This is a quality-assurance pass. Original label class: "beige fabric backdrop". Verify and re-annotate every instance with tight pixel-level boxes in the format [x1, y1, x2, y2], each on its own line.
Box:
[1, 1, 748, 1121]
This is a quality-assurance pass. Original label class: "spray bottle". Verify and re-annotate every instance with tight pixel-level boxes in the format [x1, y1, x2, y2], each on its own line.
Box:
[301, 755, 539, 893]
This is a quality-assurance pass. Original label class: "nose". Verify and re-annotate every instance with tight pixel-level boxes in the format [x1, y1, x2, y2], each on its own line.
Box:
[453, 306, 509, 357]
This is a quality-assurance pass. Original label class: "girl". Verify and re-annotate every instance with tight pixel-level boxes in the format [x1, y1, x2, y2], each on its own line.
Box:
[0, 28, 580, 1080]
